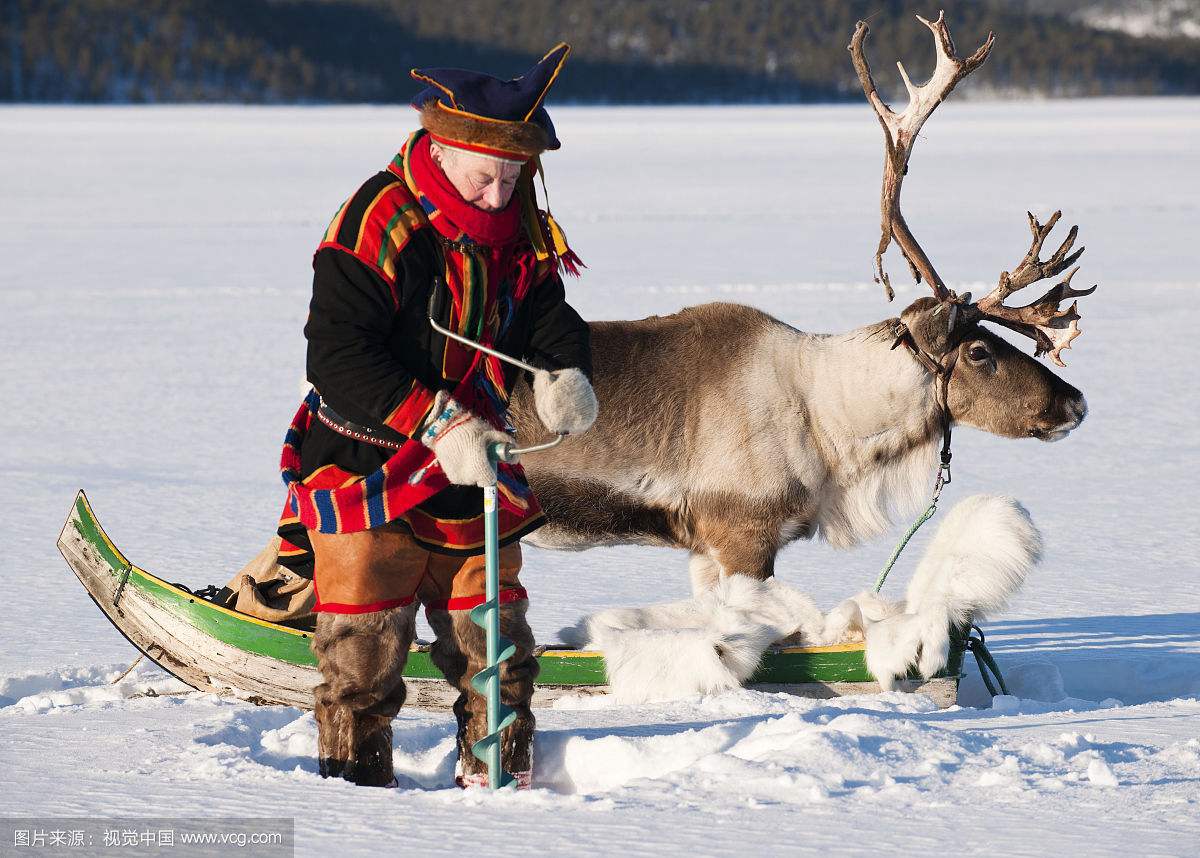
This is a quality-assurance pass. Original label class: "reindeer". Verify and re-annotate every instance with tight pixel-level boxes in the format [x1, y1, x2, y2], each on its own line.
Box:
[512, 13, 1095, 594]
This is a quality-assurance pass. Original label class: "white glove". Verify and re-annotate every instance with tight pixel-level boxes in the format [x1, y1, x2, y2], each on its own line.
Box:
[420, 394, 515, 487]
[532, 367, 598, 435]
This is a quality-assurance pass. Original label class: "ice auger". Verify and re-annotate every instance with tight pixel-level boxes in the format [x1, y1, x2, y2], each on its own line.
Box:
[469, 462, 518, 788]
[429, 313, 565, 790]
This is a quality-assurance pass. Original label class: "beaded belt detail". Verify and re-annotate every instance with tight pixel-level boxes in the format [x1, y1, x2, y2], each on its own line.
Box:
[316, 400, 406, 451]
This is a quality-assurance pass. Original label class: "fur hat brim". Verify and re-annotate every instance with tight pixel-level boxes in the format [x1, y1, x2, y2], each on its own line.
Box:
[419, 102, 551, 161]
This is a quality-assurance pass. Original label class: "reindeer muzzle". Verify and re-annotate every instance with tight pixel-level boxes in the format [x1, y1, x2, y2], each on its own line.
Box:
[1030, 393, 1087, 442]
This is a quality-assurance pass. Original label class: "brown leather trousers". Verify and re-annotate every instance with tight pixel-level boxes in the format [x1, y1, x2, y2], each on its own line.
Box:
[308, 523, 538, 786]
[308, 524, 524, 610]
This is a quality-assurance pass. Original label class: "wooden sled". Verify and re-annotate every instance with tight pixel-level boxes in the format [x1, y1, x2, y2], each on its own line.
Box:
[57, 491, 963, 710]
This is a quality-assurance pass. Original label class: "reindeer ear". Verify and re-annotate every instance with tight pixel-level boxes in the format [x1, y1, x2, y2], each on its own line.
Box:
[901, 297, 960, 356]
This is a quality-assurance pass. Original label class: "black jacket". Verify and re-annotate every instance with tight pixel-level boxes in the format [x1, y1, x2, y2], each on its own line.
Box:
[297, 169, 591, 547]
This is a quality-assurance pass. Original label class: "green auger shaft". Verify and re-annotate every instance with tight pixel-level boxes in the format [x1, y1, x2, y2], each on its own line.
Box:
[468, 445, 518, 789]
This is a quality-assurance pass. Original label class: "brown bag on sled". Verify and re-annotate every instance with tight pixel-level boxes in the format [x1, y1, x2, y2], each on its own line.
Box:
[221, 536, 315, 625]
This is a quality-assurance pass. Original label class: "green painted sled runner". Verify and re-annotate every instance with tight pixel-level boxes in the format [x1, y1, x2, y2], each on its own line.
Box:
[57, 491, 965, 710]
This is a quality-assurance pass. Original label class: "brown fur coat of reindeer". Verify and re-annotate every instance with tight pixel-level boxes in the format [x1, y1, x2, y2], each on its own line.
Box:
[511, 13, 1094, 595]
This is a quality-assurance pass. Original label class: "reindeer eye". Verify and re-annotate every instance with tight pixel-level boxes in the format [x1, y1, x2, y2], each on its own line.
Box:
[968, 345, 990, 362]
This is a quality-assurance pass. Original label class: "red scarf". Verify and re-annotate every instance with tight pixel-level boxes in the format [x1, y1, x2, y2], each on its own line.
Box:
[402, 133, 543, 389]
[408, 134, 522, 248]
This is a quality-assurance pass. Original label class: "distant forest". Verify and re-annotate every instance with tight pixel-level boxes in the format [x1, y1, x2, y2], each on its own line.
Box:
[4, 0, 1200, 104]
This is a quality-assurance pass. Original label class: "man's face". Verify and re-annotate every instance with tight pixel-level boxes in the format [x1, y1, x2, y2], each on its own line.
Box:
[431, 144, 524, 212]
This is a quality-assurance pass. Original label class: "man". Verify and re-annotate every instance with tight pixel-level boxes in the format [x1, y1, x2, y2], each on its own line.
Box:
[276, 43, 596, 789]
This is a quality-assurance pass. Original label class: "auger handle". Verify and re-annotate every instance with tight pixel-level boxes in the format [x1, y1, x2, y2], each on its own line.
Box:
[430, 314, 542, 375]
[488, 432, 565, 465]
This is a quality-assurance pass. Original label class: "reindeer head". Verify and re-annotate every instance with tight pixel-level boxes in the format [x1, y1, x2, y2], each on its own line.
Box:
[900, 297, 1086, 441]
[850, 12, 1093, 442]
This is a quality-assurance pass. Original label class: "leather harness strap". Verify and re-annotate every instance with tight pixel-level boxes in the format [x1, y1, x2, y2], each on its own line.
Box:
[934, 349, 956, 483]
[891, 322, 957, 485]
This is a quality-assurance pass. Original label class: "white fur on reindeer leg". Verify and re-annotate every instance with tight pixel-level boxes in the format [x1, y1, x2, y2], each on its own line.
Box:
[571, 495, 1041, 704]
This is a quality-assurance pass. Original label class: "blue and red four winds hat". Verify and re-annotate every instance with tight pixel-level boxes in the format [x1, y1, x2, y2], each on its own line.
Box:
[411, 43, 570, 162]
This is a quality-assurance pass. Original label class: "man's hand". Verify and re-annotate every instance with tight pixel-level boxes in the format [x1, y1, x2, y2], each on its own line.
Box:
[421, 395, 515, 487]
[532, 368, 598, 435]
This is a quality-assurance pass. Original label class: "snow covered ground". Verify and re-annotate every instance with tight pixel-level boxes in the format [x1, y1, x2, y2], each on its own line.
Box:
[1, 100, 1197, 855]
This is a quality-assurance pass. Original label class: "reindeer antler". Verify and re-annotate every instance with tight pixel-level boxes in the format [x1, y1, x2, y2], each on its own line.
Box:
[848, 12, 994, 301]
[849, 14, 1097, 365]
[968, 211, 1097, 366]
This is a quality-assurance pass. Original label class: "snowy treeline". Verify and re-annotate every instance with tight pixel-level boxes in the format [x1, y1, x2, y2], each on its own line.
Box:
[3, 0, 1200, 104]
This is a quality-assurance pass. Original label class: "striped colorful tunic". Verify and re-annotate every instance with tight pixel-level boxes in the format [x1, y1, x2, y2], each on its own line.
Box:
[276, 134, 591, 573]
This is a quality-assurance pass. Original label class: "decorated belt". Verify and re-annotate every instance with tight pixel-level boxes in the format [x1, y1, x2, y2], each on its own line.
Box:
[316, 400, 406, 451]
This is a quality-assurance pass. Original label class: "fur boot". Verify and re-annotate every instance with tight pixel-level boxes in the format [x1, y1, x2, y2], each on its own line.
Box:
[311, 604, 416, 786]
[427, 601, 539, 788]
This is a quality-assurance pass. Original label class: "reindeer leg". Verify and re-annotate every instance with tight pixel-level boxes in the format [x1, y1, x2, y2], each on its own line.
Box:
[687, 552, 724, 595]
[699, 531, 777, 585]
[689, 502, 781, 592]
[713, 546, 776, 582]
